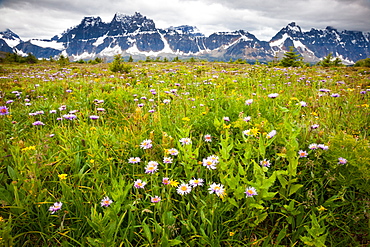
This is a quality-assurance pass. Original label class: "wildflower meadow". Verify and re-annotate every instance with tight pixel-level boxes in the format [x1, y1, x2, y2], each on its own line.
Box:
[0, 61, 369, 246]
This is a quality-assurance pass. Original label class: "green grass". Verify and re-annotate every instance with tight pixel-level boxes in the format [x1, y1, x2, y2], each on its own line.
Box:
[0, 62, 369, 246]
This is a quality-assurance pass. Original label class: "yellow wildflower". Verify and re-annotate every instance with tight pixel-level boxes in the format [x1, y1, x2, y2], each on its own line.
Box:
[250, 127, 259, 136]
[317, 205, 327, 212]
[229, 232, 235, 236]
[223, 124, 231, 129]
[182, 117, 190, 121]
[21, 146, 36, 152]
[58, 174, 68, 180]
[169, 180, 179, 187]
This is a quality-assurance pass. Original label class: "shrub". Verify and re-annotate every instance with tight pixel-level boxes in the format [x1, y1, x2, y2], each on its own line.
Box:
[109, 54, 131, 73]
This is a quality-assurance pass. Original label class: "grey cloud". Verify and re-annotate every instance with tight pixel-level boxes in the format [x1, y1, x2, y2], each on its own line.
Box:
[0, 0, 369, 41]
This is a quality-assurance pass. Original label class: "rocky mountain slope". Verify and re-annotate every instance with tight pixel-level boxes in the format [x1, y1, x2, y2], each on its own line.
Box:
[1, 12, 369, 64]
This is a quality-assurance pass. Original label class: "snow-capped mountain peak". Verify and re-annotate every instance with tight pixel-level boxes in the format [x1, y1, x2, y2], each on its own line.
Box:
[1, 13, 369, 64]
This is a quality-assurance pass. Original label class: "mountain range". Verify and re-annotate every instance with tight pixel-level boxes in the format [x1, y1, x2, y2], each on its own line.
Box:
[1, 12, 369, 64]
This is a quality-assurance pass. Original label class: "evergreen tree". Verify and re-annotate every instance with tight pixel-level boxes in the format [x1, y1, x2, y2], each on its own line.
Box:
[76, 59, 86, 64]
[172, 56, 181, 62]
[128, 55, 134, 62]
[57, 55, 70, 66]
[24, 53, 38, 64]
[188, 57, 196, 63]
[316, 53, 342, 67]
[109, 54, 131, 73]
[279, 46, 305, 67]
[354, 58, 370, 67]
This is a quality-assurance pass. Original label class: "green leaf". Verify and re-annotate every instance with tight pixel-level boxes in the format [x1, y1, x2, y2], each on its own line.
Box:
[254, 212, 268, 226]
[276, 226, 287, 245]
[228, 197, 238, 207]
[169, 239, 183, 246]
[7, 166, 17, 181]
[277, 105, 290, 112]
[288, 184, 303, 196]
[238, 163, 246, 176]
[142, 221, 152, 243]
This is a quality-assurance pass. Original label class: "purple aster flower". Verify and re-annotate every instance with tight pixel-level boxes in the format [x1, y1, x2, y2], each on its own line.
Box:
[266, 130, 277, 139]
[243, 116, 251, 122]
[298, 150, 308, 158]
[151, 196, 161, 203]
[163, 157, 173, 163]
[145, 161, 159, 174]
[189, 178, 204, 187]
[6, 100, 14, 104]
[331, 93, 340, 97]
[89, 115, 99, 120]
[245, 187, 258, 197]
[100, 196, 113, 207]
[134, 179, 147, 189]
[162, 177, 170, 185]
[268, 93, 279, 98]
[128, 157, 141, 164]
[0, 106, 9, 115]
[338, 157, 347, 164]
[167, 148, 179, 156]
[49, 202, 62, 214]
[32, 121, 45, 126]
[63, 114, 77, 120]
[260, 159, 271, 167]
[58, 105, 67, 111]
[311, 124, 320, 129]
[317, 144, 329, 150]
[245, 99, 253, 105]
[140, 139, 152, 149]
[204, 134, 212, 142]
[179, 137, 192, 145]
[309, 143, 318, 150]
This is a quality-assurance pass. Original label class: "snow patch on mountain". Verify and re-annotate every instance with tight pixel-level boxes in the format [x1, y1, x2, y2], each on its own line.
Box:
[99, 44, 123, 57]
[269, 33, 289, 47]
[30, 39, 65, 50]
[93, 35, 107, 47]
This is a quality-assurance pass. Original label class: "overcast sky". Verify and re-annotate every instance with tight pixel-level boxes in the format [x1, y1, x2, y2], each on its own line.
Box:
[0, 0, 369, 41]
